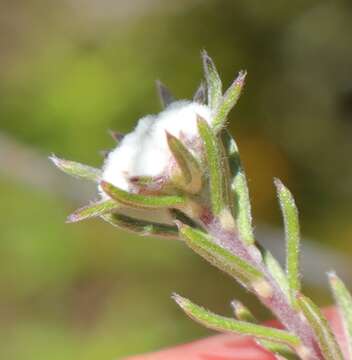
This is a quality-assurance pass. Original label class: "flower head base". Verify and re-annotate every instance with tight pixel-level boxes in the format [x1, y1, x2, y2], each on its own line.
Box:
[51, 51, 246, 230]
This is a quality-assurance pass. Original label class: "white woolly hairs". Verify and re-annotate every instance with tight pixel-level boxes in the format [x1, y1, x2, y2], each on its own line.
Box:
[101, 101, 212, 192]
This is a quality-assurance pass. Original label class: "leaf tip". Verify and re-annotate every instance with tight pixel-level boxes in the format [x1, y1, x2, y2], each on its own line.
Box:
[237, 70, 247, 83]
[66, 212, 80, 223]
[172, 292, 187, 308]
[49, 154, 63, 169]
[273, 177, 284, 191]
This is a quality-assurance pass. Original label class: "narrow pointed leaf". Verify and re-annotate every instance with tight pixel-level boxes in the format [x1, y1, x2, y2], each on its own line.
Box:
[221, 130, 254, 244]
[166, 132, 202, 194]
[328, 272, 352, 358]
[173, 294, 301, 348]
[156, 80, 174, 108]
[297, 294, 344, 360]
[101, 213, 179, 239]
[202, 50, 222, 109]
[193, 81, 207, 104]
[50, 155, 102, 182]
[67, 199, 118, 223]
[213, 71, 246, 131]
[259, 245, 290, 300]
[274, 179, 301, 305]
[197, 117, 225, 215]
[177, 222, 263, 286]
[100, 181, 186, 209]
[231, 300, 299, 359]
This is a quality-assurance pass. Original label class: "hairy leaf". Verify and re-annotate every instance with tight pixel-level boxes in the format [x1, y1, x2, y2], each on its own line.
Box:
[231, 300, 299, 359]
[50, 155, 101, 182]
[260, 245, 290, 300]
[173, 294, 301, 348]
[297, 294, 343, 360]
[213, 71, 246, 131]
[221, 130, 254, 244]
[198, 117, 225, 215]
[275, 179, 301, 305]
[67, 199, 118, 223]
[202, 50, 222, 109]
[177, 222, 263, 286]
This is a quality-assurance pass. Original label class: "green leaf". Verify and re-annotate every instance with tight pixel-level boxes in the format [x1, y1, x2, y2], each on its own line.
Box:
[100, 181, 186, 209]
[274, 179, 301, 305]
[213, 71, 246, 131]
[259, 245, 290, 300]
[177, 222, 263, 286]
[173, 294, 301, 348]
[166, 132, 202, 194]
[221, 130, 254, 244]
[193, 81, 206, 104]
[231, 300, 299, 359]
[297, 294, 344, 360]
[328, 272, 352, 358]
[50, 155, 102, 182]
[67, 199, 118, 223]
[202, 50, 222, 109]
[156, 80, 174, 109]
[101, 213, 179, 239]
[197, 117, 225, 215]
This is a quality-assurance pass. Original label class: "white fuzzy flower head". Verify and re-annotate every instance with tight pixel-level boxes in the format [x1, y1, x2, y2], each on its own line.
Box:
[101, 100, 212, 194]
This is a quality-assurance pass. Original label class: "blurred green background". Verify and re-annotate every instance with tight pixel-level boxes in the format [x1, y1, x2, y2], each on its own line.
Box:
[1, 1, 352, 359]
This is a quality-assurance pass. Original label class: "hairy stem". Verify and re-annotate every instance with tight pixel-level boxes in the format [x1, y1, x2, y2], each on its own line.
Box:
[201, 214, 322, 359]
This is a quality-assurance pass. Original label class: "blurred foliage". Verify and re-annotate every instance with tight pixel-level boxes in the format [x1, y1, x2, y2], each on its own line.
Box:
[1, 0, 352, 359]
